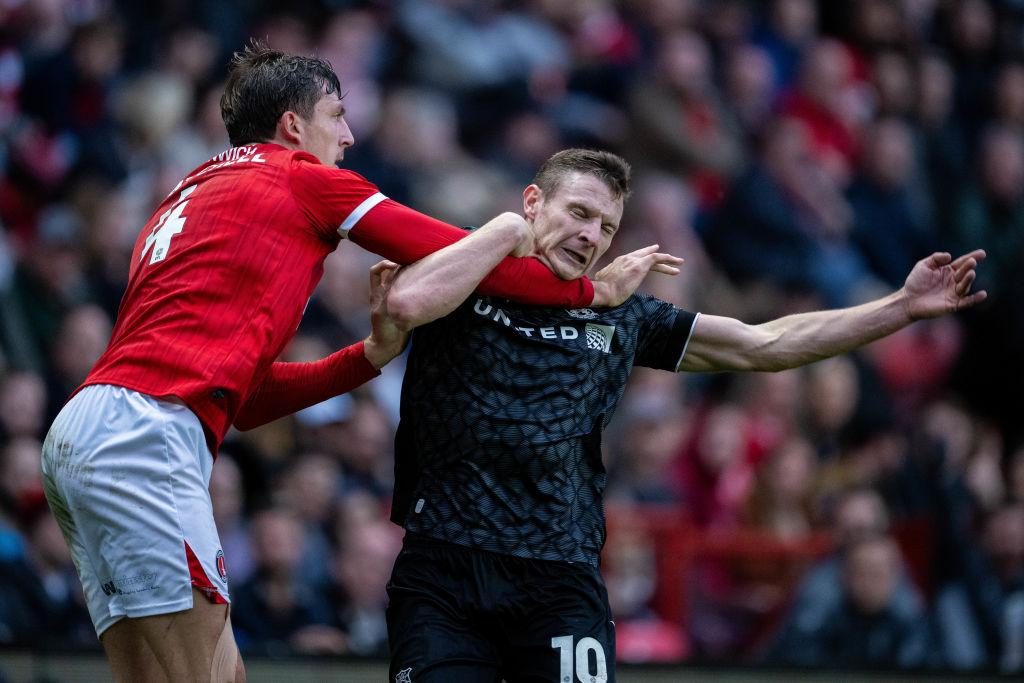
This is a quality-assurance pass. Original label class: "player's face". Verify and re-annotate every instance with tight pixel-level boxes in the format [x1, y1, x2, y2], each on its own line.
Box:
[301, 91, 355, 166]
[524, 172, 624, 280]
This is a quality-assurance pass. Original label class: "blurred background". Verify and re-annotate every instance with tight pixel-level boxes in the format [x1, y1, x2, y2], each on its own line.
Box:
[1, 0, 1023, 678]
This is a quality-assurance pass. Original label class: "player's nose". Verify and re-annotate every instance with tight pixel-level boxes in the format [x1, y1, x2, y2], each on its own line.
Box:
[578, 220, 601, 245]
[338, 118, 355, 149]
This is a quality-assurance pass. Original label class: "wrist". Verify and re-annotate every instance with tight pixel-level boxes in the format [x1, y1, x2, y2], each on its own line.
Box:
[896, 287, 916, 322]
[362, 336, 397, 370]
[591, 281, 610, 307]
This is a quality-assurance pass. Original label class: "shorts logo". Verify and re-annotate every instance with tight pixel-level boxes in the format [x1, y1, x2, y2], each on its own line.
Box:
[584, 323, 615, 352]
[567, 308, 598, 319]
[395, 668, 412, 683]
[215, 550, 227, 581]
[99, 572, 158, 597]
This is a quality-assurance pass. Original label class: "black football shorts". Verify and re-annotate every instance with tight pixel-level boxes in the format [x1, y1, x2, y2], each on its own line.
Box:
[386, 534, 616, 683]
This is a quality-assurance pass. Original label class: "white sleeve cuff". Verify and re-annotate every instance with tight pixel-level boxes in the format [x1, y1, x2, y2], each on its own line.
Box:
[338, 192, 387, 236]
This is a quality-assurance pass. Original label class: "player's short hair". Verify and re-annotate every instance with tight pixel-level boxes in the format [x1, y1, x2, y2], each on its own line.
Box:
[220, 40, 342, 147]
[533, 149, 632, 201]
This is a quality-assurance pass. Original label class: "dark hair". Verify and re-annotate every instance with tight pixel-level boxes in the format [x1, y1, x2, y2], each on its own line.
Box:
[532, 149, 632, 200]
[220, 41, 341, 147]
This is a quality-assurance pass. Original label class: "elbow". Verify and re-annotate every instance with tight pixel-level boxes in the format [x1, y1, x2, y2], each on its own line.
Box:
[491, 212, 529, 250]
[383, 288, 422, 331]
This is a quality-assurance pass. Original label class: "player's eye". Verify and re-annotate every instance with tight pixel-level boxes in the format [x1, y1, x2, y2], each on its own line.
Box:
[602, 224, 616, 235]
[571, 208, 586, 218]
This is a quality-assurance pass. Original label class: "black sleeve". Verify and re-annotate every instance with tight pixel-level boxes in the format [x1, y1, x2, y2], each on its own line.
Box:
[632, 294, 699, 371]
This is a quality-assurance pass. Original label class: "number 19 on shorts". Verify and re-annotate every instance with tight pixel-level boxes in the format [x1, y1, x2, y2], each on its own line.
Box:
[551, 635, 608, 683]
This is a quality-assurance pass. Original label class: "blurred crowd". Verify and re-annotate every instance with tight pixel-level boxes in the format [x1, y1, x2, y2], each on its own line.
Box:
[0, 0, 1022, 672]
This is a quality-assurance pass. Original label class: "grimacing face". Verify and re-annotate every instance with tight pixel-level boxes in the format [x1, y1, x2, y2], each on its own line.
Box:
[300, 90, 354, 166]
[523, 172, 624, 280]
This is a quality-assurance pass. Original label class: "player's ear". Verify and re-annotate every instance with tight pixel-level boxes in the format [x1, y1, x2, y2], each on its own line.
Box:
[523, 184, 542, 221]
[277, 111, 303, 146]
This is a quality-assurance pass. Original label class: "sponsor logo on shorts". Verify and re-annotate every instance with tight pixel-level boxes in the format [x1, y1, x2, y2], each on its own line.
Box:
[216, 550, 227, 581]
[395, 667, 412, 683]
[100, 572, 158, 597]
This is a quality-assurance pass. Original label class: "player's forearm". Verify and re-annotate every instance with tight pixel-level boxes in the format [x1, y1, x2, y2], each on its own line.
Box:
[386, 213, 527, 329]
[752, 289, 912, 371]
[348, 200, 594, 307]
[233, 342, 379, 430]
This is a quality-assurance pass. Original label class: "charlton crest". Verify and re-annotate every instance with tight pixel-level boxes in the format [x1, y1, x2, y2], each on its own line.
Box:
[395, 668, 412, 683]
[215, 550, 227, 581]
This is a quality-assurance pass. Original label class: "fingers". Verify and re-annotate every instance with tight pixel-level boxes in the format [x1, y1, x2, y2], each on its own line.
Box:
[950, 249, 986, 270]
[954, 259, 978, 288]
[650, 264, 681, 275]
[627, 244, 661, 258]
[957, 289, 988, 310]
[370, 259, 400, 273]
[927, 252, 952, 268]
[647, 253, 685, 276]
[955, 268, 976, 296]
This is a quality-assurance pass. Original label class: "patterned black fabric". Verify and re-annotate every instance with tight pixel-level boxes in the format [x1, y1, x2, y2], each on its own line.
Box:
[391, 291, 697, 566]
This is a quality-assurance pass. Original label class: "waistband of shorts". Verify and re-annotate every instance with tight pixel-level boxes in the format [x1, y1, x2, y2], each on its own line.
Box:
[402, 532, 598, 570]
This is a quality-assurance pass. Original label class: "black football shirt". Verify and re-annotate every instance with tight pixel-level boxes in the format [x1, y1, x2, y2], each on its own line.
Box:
[392, 291, 698, 566]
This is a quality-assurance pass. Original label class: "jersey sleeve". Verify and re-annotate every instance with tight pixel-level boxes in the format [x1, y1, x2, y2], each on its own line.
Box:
[347, 198, 595, 307]
[233, 342, 380, 431]
[632, 294, 700, 371]
[289, 156, 388, 241]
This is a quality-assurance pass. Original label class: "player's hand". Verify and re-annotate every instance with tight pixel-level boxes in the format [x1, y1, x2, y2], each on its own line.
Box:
[590, 244, 683, 307]
[901, 249, 987, 321]
[510, 219, 535, 258]
[364, 260, 411, 369]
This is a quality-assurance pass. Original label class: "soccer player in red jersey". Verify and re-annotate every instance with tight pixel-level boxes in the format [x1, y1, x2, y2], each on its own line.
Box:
[39, 44, 633, 682]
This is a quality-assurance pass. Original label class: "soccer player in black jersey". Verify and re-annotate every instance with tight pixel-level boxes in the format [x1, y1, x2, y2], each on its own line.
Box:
[381, 149, 987, 683]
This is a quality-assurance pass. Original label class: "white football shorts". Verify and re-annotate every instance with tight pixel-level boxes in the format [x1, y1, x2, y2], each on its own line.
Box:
[41, 384, 230, 637]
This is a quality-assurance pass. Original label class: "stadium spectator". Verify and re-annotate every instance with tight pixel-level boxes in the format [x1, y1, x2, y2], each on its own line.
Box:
[768, 532, 931, 668]
[848, 117, 937, 289]
[277, 453, 341, 588]
[934, 489, 1024, 671]
[705, 117, 874, 307]
[0, 371, 46, 441]
[326, 517, 401, 657]
[676, 400, 758, 529]
[778, 38, 863, 185]
[948, 125, 1024, 301]
[627, 29, 745, 206]
[743, 436, 818, 539]
[230, 508, 340, 657]
[753, 0, 819, 91]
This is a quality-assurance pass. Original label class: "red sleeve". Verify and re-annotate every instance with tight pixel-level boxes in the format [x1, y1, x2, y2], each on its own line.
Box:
[348, 199, 595, 307]
[233, 342, 380, 431]
[289, 155, 385, 241]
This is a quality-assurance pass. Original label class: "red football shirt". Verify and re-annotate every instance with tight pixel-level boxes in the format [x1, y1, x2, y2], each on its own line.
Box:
[83, 143, 594, 448]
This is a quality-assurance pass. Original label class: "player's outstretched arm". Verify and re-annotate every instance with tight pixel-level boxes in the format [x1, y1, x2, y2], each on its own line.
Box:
[680, 250, 987, 373]
[233, 261, 407, 431]
[385, 213, 532, 330]
[346, 200, 594, 307]
[590, 244, 684, 308]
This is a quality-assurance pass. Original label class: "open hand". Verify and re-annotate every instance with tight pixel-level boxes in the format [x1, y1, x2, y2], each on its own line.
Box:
[903, 249, 988, 320]
[590, 244, 684, 307]
[364, 259, 411, 368]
